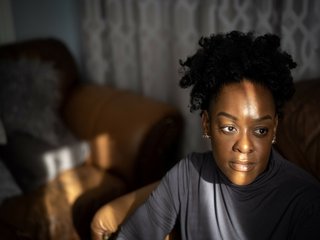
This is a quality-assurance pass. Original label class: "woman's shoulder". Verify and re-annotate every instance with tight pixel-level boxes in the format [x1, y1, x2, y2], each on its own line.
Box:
[167, 151, 215, 181]
[179, 151, 213, 169]
[162, 151, 216, 195]
[186, 151, 212, 161]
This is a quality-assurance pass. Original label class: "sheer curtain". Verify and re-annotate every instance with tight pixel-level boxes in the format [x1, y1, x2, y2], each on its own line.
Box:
[80, 0, 320, 156]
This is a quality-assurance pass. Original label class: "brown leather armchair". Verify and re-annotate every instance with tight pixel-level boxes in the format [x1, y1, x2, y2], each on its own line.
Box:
[91, 79, 320, 240]
[276, 79, 320, 181]
[0, 38, 183, 240]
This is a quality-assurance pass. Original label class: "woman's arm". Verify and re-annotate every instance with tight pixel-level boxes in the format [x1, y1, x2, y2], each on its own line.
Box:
[116, 160, 185, 240]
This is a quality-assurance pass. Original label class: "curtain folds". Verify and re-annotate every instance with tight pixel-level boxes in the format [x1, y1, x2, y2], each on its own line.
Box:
[80, 0, 320, 155]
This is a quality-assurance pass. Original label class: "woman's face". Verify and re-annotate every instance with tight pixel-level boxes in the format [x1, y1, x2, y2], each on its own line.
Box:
[202, 79, 278, 186]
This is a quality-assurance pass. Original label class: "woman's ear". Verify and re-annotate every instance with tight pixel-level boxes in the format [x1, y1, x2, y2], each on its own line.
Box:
[201, 111, 210, 135]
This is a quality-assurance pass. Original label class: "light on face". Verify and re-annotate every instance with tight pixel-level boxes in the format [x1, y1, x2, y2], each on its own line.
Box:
[204, 80, 277, 185]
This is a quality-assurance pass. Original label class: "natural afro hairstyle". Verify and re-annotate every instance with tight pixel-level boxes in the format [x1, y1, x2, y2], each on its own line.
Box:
[179, 31, 297, 117]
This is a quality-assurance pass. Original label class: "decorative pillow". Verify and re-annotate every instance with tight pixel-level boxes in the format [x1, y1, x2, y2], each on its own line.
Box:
[3, 133, 90, 192]
[0, 58, 75, 146]
[0, 58, 89, 191]
[0, 157, 22, 205]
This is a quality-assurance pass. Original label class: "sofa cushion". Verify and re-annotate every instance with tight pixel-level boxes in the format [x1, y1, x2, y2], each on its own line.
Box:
[0, 58, 75, 146]
[0, 158, 22, 205]
[2, 133, 89, 192]
[0, 165, 127, 240]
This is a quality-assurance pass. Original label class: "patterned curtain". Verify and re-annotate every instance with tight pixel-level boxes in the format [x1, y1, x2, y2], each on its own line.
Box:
[80, 0, 320, 155]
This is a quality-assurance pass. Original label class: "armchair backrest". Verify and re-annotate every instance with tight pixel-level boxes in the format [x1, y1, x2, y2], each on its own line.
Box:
[276, 79, 320, 181]
[0, 38, 78, 101]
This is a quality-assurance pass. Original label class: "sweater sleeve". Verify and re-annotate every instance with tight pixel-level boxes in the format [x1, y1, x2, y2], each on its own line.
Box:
[116, 158, 189, 240]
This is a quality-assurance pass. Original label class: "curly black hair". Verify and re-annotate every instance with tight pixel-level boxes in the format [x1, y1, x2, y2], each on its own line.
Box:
[179, 31, 297, 117]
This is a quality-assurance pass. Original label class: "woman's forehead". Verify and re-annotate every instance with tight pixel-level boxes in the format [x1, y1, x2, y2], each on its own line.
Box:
[210, 80, 276, 117]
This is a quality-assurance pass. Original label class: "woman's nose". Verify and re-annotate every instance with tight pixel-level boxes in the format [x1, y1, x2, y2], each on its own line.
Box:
[233, 132, 254, 153]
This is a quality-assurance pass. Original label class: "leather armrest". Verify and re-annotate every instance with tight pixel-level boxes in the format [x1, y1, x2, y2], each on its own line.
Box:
[62, 84, 183, 186]
[276, 79, 320, 181]
[91, 181, 160, 240]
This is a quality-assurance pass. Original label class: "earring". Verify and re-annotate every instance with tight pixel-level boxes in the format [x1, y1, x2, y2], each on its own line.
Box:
[202, 133, 211, 139]
[272, 135, 276, 144]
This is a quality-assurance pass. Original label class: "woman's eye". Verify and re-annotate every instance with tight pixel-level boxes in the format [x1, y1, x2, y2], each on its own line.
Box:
[254, 128, 269, 136]
[221, 126, 237, 133]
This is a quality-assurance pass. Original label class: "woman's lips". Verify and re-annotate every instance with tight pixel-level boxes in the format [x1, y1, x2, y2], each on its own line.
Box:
[230, 162, 256, 172]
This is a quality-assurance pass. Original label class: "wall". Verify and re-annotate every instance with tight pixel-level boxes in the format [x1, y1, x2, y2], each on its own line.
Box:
[10, 0, 82, 68]
[0, 0, 15, 44]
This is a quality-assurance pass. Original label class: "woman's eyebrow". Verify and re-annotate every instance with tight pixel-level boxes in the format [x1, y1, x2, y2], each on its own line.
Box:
[216, 112, 273, 122]
[216, 112, 238, 121]
[254, 115, 273, 122]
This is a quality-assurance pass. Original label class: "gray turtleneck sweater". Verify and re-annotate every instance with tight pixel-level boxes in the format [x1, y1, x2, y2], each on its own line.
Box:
[117, 149, 320, 240]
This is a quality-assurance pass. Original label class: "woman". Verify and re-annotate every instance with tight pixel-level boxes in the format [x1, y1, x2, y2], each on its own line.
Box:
[116, 31, 320, 239]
